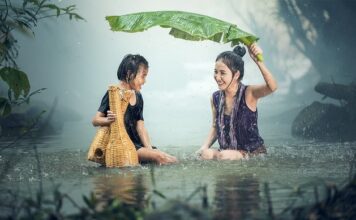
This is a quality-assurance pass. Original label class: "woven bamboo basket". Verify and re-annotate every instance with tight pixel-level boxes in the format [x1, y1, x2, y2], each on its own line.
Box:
[88, 86, 139, 167]
[105, 86, 139, 167]
[87, 126, 110, 165]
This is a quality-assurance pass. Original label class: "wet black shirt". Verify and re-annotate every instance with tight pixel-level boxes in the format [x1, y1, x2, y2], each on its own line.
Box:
[98, 91, 144, 149]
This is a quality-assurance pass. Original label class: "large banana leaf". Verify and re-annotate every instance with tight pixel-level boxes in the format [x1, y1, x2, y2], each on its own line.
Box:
[106, 11, 263, 61]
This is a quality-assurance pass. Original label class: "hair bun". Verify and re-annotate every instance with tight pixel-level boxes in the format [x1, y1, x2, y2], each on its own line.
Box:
[233, 45, 246, 57]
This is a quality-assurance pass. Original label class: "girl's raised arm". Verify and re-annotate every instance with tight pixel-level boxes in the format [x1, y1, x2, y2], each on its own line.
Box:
[247, 43, 278, 100]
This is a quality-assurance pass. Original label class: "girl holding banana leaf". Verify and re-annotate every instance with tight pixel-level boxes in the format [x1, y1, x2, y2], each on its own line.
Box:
[92, 54, 177, 165]
[197, 43, 277, 160]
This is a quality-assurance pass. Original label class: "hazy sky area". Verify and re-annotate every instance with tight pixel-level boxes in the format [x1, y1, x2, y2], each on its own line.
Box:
[14, 0, 320, 148]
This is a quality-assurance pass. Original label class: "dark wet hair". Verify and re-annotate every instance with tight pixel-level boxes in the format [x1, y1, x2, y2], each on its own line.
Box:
[117, 54, 149, 82]
[216, 45, 246, 80]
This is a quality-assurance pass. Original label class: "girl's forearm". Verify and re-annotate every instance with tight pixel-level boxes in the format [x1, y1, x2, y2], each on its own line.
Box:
[257, 62, 278, 92]
[92, 116, 110, 127]
[142, 128, 153, 148]
[201, 127, 217, 149]
[137, 123, 152, 148]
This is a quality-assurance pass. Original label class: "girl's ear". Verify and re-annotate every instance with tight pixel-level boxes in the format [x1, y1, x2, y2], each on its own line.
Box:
[233, 71, 240, 81]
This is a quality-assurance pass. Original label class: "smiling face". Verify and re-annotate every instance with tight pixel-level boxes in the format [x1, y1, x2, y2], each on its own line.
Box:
[214, 60, 239, 90]
[129, 64, 148, 91]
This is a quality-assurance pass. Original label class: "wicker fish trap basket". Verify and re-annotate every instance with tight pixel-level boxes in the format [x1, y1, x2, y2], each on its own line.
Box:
[88, 86, 139, 167]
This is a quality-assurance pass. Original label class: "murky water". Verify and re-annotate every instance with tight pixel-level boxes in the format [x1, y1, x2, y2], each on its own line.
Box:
[0, 134, 355, 218]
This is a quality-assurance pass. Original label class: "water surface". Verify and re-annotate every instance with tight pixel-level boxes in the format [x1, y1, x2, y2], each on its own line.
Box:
[0, 133, 355, 218]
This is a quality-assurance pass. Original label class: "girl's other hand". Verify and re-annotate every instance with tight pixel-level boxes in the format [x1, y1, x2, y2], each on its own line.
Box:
[195, 148, 202, 156]
[106, 110, 116, 123]
[195, 146, 207, 156]
[248, 43, 263, 63]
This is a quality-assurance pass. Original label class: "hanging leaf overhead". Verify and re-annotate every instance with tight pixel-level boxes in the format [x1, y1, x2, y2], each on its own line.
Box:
[106, 11, 263, 61]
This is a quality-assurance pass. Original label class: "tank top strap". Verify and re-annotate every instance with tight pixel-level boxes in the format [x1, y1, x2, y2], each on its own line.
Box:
[212, 90, 221, 110]
[239, 84, 248, 106]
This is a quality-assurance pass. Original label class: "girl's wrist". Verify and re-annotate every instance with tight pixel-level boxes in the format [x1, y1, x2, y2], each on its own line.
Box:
[201, 145, 209, 150]
[256, 60, 265, 69]
[103, 118, 112, 126]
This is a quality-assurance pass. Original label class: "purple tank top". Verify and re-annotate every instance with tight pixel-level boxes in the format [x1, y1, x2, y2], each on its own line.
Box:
[212, 84, 264, 152]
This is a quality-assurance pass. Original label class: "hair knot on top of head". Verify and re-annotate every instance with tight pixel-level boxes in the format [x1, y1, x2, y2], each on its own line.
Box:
[233, 45, 246, 58]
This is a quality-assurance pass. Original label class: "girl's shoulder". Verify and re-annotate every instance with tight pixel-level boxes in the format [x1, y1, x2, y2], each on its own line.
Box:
[212, 90, 221, 98]
[242, 84, 249, 93]
[134, 91, 144, 106]
[212, 90, 220, 96]
[212, 90, 221, 106]
[135, 91, 143, 99]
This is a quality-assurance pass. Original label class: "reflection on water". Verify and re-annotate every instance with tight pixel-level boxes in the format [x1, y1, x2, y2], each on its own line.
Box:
[93, 172, 147, 209]
[214, 174, 260, 219]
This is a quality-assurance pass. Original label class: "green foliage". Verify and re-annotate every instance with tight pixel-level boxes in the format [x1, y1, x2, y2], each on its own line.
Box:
[106, 11, 258, 45]
[106, 11, 263, 61]
[41, 3, 84, 20]
[0, 96, 11, 116]
[0, 66, 46, 116]
[0, 67, 30, 99]
[0, 0, 84, 66]
[0, 0, 83, 117]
